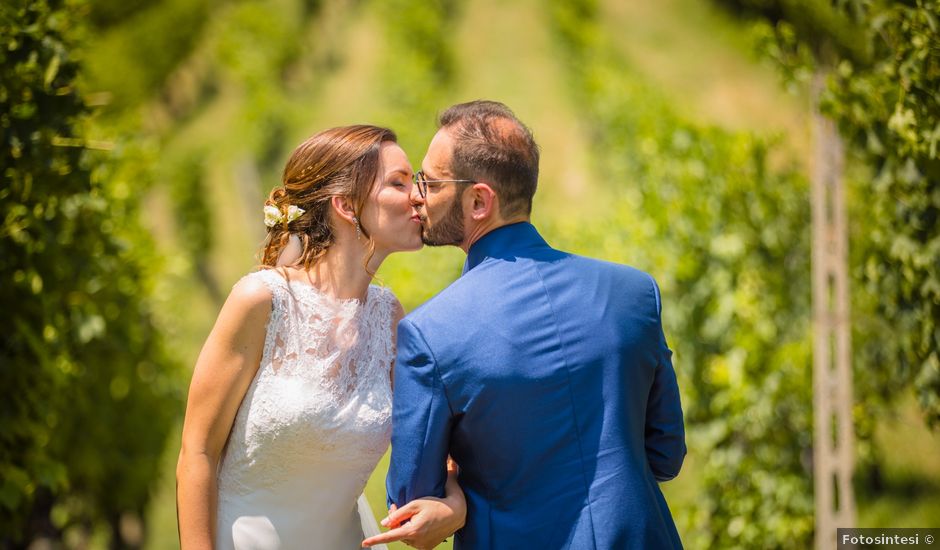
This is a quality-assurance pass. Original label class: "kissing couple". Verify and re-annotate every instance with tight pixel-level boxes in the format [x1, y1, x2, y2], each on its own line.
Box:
[176, 100, 686, 550]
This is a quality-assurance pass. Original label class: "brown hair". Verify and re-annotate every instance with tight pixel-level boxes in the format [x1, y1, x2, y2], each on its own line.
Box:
[260, 124, 397, 269]
[438, 100, 540, 217]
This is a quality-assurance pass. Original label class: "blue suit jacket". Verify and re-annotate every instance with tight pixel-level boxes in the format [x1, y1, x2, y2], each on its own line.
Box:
[387, 222, 685, 549]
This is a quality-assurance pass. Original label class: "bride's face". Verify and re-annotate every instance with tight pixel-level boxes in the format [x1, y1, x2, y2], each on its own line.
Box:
[358, 142, 424, 254]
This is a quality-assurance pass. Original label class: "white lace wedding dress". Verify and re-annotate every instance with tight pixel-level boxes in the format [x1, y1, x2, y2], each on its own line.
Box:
[216, 269, 395, 550]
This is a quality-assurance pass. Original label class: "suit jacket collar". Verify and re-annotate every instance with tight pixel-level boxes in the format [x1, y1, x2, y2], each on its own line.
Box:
[462, 221, 548, 275]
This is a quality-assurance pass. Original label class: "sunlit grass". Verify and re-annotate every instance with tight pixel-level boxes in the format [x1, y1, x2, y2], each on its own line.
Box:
[859, 400, 940, 528]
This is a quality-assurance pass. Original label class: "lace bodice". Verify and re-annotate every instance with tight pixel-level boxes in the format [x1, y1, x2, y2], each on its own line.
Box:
[216, 269, 397, 549]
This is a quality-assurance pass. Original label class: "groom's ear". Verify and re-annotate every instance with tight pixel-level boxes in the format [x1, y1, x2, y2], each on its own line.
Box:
[330, 196, 357, 225]
[468, 182, 498, 221]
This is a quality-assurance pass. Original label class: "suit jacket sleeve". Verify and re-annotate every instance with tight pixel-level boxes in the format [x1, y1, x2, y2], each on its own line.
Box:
[386, 317, 453, 507]
[645, 276, 687, 481]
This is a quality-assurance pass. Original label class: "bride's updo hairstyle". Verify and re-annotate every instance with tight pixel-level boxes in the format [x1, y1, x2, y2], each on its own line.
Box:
[260, 125, 397, 268]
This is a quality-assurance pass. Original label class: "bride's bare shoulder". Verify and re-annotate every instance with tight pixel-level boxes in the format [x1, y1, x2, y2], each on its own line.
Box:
[225, 271, 278, 314]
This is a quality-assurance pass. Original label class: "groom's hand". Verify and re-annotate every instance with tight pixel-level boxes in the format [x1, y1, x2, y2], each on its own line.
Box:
[361, 497, 464, 550]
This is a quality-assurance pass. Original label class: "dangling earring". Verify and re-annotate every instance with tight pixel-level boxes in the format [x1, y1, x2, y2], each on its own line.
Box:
[352, 216, 362, 240]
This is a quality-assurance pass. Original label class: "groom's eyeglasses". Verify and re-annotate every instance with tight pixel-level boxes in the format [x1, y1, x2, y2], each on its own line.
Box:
[413, 170, 477, 198]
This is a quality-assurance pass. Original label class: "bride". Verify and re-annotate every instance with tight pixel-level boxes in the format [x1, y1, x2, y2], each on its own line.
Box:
[176, 125, 466, 549]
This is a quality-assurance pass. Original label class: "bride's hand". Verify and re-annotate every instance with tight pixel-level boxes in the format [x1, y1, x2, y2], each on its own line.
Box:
[361, 497, 465, 550]
[361, 466, 466, 549]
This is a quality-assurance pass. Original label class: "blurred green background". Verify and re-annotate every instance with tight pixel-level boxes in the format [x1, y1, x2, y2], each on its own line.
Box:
[3, 0, 938, 548]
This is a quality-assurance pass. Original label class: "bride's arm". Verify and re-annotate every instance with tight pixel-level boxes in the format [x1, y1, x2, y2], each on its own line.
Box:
[176, 278, 271, 550]
[362, 459, 466, 549]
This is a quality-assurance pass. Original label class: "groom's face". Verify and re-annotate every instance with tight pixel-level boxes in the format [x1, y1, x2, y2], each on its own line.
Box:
[415, 129, 467, 247]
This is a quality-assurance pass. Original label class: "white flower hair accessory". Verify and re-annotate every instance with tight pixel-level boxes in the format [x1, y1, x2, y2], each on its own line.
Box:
[263, 204, 306, 228]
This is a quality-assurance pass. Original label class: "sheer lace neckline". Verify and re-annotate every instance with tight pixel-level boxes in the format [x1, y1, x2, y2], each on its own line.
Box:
[263, 268, 373, 307]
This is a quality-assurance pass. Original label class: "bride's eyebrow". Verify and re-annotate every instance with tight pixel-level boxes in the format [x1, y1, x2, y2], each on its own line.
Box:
[385, 168, 411, 179]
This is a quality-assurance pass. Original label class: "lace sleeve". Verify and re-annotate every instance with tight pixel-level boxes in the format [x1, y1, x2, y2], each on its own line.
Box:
[378, 286, 399, 364]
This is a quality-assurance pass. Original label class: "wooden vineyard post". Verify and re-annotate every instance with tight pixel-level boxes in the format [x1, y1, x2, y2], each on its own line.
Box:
[811, 71, 856, 550]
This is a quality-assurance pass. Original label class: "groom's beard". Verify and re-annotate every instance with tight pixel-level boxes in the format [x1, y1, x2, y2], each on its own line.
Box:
[421, 194, 464, 247]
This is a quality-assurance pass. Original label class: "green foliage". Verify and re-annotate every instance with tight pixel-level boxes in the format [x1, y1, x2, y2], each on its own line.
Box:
[715, 0, 940, 426]
[713, 0, 870, 65]
[85, 0, 321, 307]
[166, 151, 212, 266]
[1, 0, 183, 543]
[82, 0, 212, 111]
[208, 0, 305, 158]
[87, 0, 152, 29]
[548, 0, 815, 547]
[824, 0, 940, 427]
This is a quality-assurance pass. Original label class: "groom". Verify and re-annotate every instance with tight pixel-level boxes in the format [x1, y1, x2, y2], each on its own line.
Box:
[384, 100, 685, 549]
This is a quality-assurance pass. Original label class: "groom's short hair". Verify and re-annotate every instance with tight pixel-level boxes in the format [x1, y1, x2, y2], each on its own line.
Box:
[438, 100, 540, 218]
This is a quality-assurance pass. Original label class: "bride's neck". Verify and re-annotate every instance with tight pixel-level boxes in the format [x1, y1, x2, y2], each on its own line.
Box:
[300, 235, 386, 302]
